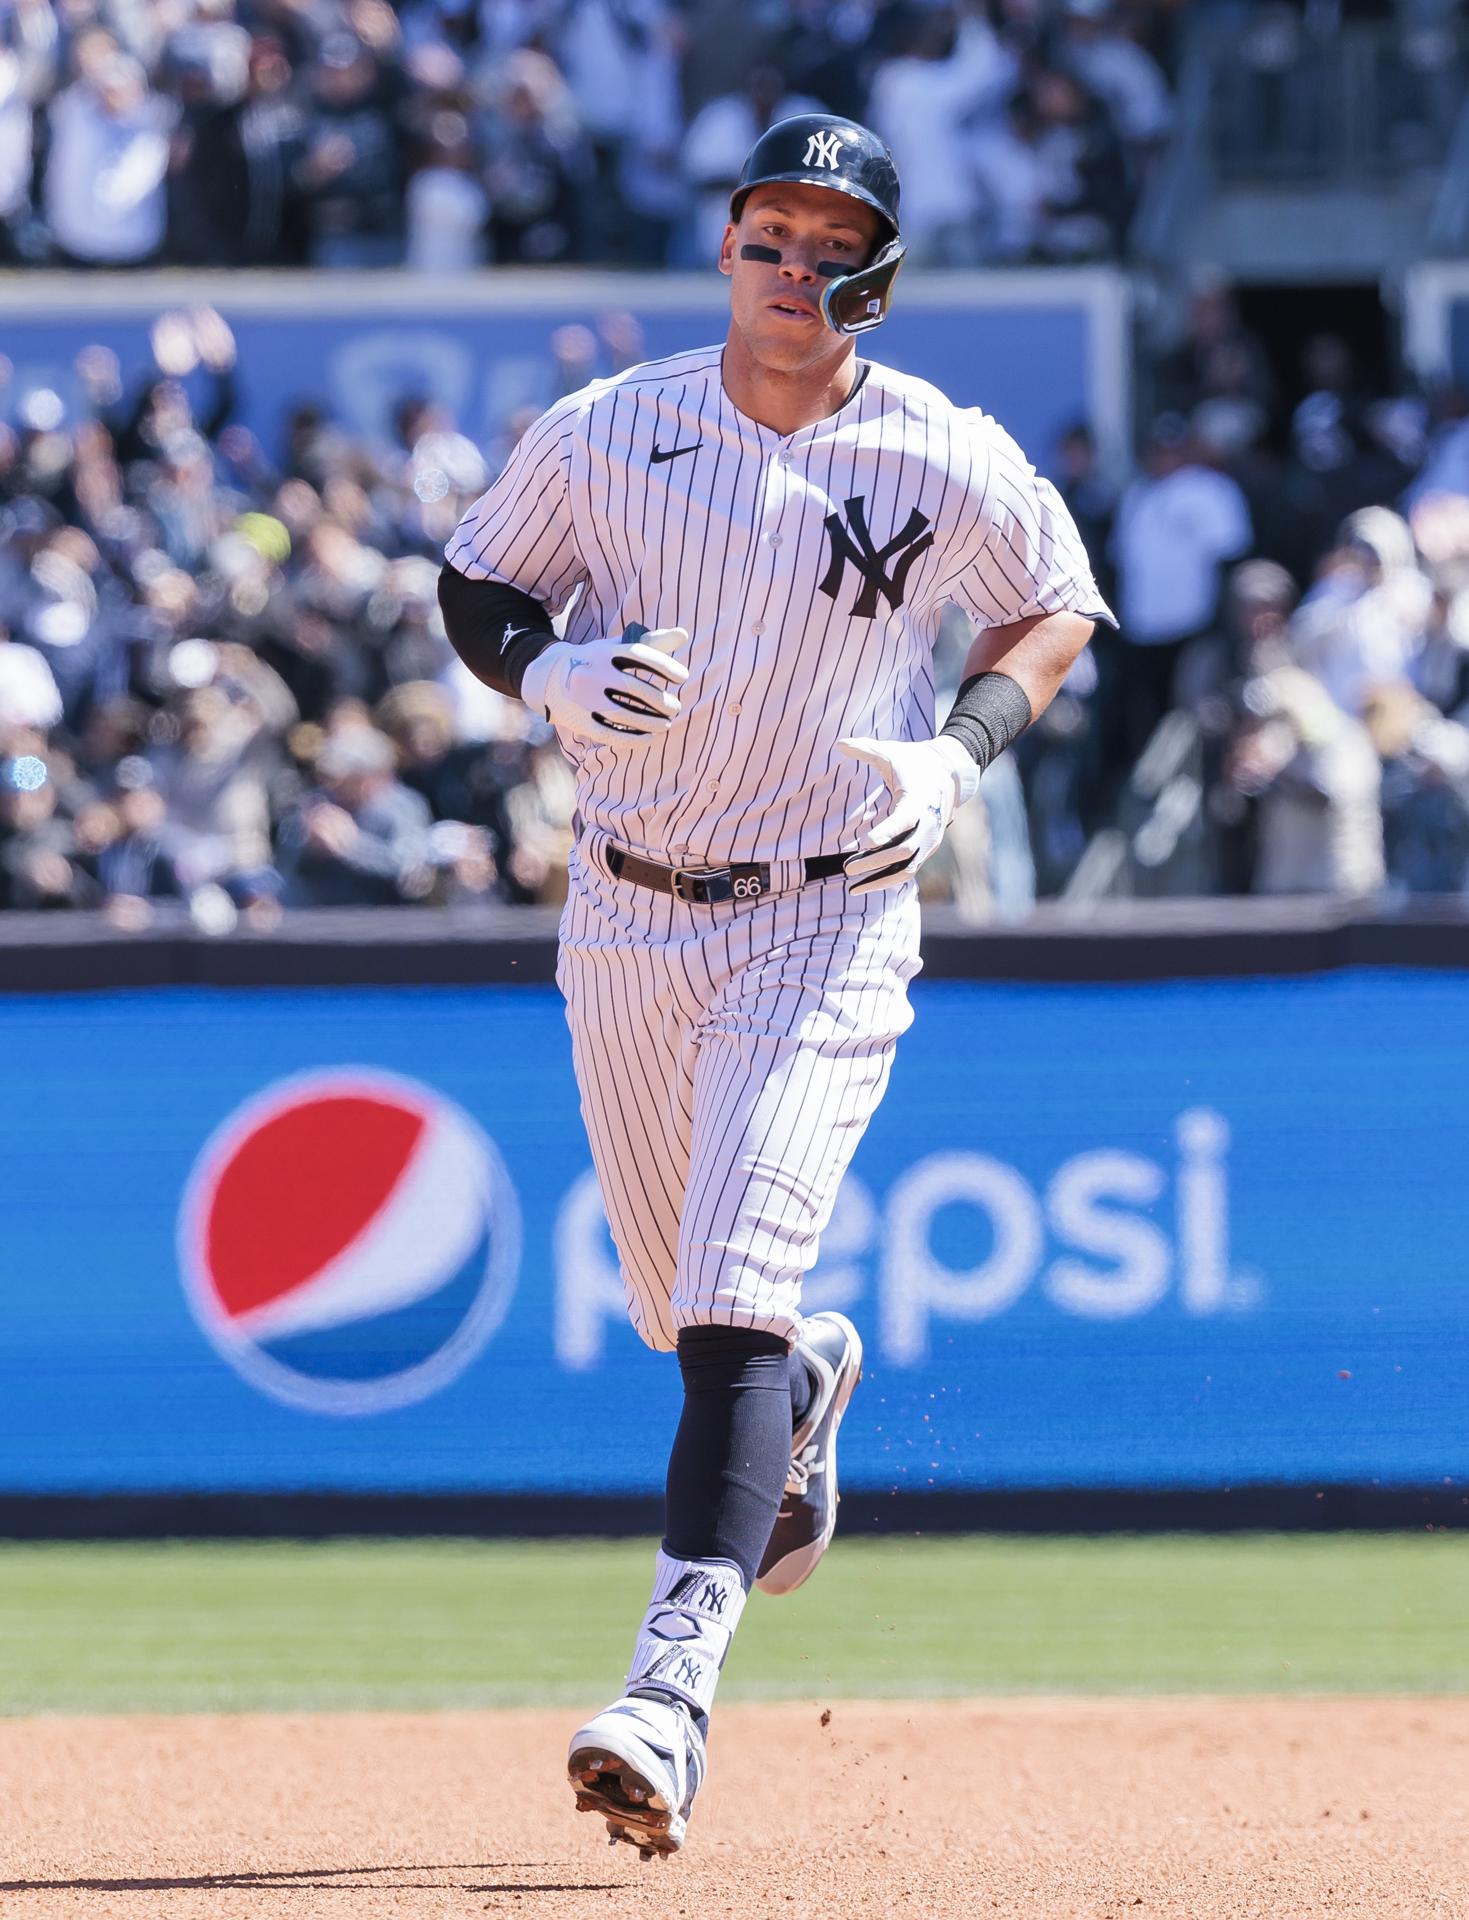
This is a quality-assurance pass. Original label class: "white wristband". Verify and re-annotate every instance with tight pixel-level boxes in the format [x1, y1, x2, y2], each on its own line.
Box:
[519, 643, 564, 719]
[932, 733, 984, 809]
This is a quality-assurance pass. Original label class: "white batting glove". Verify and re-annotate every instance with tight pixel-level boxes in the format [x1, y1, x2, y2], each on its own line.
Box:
[837, 734, 982, 896]
[521, 627, 689, 746]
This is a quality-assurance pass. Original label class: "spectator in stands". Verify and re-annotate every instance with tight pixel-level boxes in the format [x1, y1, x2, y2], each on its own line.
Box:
[1057, 0, 1172, 155]
[1158, 276, 1275, 420]
[0, 0, 58, 260]
[69, 693, 149, 786]
[1225, 665, 1384, 898]
[90, 751, 182, 910]
[972, 64, 1129, 261]
[1220, 557, 1298, 685]
[299, 30, 402, 266]
[1056, 420, 1118, 607]
[869, 6, 1016, 265]
[550, 0, 672, 262]
[167, 28, 310, 265]
[1191, 391, 1327, 587]
[162, 20, 249, 266]
[405, 113, 488, 269]
[1206, 557, 1300, 892]
[476, 47, 585, 264]
[778, 0, 870, 123]
[1405, 492, 1469, 719]
[1363, 681, 1469, 896]
[0, 620, 64, 738]
[230, 34, 312, 263]
[278, 724, 432, 905]
[0, 750, 99, 909]
[1111, 412, 1252, 765]
[1407, 387, 1469, 510]
[681, 63, 824, 266]
[43, 50, 171, 264]
[374, 679, 526, 895]
[1288, 336, 1419, 545]
[611, 8, 684, 266]
[0, 48, 37, 263]
[1288, 507, 1432, 717]
[148, 656, 290, 906]
[14, 525, 121, 730]
[500, 726, 577, 905]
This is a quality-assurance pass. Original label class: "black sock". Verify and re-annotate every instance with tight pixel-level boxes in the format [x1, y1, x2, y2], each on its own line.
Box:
[789, 1346, 818, 1431]
[664, 1325, 795, 1590]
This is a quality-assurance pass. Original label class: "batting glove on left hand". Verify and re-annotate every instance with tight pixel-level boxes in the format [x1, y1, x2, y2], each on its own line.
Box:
[520, 626, 689, 747]
[837, 734, 982, 896]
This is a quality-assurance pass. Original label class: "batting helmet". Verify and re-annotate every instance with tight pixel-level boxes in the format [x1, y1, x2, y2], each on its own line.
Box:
[730, 114, 905, 336]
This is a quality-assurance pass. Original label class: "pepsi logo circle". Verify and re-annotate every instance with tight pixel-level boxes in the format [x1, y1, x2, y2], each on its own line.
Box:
[178, 1069, 521, 1415]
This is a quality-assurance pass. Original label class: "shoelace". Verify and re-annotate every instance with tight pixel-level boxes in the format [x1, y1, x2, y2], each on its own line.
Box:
[784, 1441, 824, 1497]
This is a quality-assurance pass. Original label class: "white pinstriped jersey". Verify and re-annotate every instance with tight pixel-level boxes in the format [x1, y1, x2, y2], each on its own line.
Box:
[447, 345, 1110, 867]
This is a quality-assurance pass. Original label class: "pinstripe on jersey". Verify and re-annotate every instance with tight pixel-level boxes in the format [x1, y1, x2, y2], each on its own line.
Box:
[446, 346, 1110, 869]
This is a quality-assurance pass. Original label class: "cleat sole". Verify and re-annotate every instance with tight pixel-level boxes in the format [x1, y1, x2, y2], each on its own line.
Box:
[568, 1744, 684, 1857]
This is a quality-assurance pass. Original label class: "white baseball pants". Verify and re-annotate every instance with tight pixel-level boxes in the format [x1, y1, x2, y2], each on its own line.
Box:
[557, 833, 921, 1351]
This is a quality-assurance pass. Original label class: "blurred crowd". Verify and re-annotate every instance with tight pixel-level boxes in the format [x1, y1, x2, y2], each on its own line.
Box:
[0, 0, 1175, 271]
[1018, 280, 1469, 903]
[6, 280, 1469, 923]
[0, 305, 579, 923]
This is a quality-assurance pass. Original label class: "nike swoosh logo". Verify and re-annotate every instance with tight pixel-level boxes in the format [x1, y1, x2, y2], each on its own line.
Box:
[651, 441, 700, 465]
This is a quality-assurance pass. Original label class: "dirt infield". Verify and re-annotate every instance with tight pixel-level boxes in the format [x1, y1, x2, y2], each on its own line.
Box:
[2, 1700, 1465, 1919]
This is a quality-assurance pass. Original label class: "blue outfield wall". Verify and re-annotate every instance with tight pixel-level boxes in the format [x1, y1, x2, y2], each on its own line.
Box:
[2, 970, 1466, 1496]
[0, 270, 1127, 481]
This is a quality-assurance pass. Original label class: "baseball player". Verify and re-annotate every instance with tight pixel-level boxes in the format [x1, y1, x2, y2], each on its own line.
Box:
[439, 114, 1113, 1859]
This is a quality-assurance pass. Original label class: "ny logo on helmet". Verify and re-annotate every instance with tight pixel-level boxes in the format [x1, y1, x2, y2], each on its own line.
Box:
[803, 129, 844, 171]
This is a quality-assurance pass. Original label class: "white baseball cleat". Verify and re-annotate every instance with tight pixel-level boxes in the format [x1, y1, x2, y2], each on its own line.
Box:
[567, 1692, 707, 1860]
[756, 1310, 863, 1596]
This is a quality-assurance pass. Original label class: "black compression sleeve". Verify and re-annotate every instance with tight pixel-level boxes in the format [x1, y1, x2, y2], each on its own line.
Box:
[939, 670, 1034, 772]
[436, 564, 556, 700]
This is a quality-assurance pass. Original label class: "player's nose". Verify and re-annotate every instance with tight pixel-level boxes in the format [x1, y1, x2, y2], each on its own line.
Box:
[778, 248, 819, 283]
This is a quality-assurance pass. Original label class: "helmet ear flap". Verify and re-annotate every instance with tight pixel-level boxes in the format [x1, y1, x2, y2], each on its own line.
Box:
[818, 238, 906, 335]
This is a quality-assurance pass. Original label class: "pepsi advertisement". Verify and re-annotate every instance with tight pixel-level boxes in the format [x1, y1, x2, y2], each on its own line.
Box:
[2, 970, 1466, 1496]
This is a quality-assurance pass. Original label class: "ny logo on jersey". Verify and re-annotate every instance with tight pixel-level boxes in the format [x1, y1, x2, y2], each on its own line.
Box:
[803, 129, 844, 170]
[817, 495, 934, 620]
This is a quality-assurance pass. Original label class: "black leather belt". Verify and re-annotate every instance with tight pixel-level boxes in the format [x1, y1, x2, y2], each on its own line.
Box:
[604, 842, 849, 905]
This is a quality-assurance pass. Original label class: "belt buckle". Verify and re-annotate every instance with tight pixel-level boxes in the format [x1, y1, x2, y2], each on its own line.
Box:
[671, 865, 732, 904]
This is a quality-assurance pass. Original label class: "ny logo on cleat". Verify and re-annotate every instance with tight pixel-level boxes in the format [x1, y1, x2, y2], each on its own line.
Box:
[817, 495, 934, 620]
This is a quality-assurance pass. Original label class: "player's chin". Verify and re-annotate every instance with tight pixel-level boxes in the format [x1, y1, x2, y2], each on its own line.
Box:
[747, 323, 838, 373]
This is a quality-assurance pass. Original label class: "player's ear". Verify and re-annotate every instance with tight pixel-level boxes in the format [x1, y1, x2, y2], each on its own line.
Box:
[718, 223, 737, 277]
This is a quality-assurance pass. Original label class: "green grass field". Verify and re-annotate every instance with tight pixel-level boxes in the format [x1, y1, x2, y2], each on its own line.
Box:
[1, 1534, 1463, 1716]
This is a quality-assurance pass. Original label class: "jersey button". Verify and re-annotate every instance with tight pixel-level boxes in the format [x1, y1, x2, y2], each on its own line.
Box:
[768, 533, 782, 547]
[729, 702, 742, 715]
[751, 622, 765, 636]
[707, 780, 720, 794]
